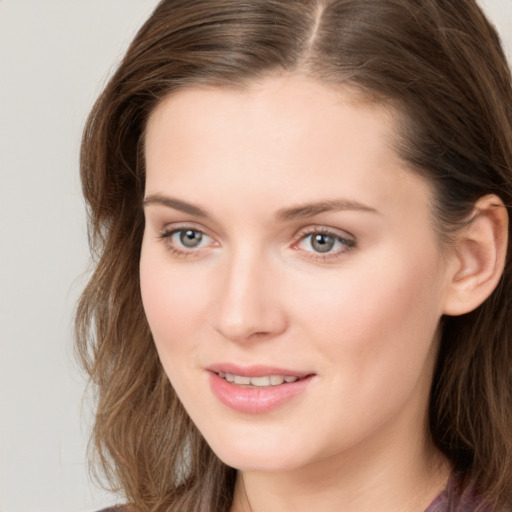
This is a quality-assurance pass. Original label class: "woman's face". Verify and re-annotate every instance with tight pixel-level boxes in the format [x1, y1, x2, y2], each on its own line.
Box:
[140, 75, 453, 473]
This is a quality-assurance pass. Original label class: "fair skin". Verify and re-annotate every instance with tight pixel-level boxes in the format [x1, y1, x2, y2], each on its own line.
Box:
[139, 74, 507, 512]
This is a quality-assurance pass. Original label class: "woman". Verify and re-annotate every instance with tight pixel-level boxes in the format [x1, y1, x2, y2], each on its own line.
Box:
[76, 0, 512, 511]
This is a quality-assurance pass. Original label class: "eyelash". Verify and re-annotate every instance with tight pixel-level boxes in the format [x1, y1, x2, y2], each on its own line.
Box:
[158, 226, 216, 258]
[292, 227, 356, 262]
[158, 225, 356, 261]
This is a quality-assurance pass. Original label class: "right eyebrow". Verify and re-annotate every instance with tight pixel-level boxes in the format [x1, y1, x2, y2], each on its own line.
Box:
[142, 194, 208, 218]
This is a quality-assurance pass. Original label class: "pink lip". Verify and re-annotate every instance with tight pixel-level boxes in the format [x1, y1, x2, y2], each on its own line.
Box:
[208, 363, 311, 378]
[207, 364, 314, 414]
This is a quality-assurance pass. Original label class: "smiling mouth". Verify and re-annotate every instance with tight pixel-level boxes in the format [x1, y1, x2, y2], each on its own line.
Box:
[216, 372, 303, 388]
[209, 369, 315, 413]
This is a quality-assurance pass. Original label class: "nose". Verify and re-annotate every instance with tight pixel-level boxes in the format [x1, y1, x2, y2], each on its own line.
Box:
[213, 247, 288, 343]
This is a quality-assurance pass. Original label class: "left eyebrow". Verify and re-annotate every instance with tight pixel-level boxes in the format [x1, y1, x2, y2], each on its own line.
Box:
[275, 199, 379, 221]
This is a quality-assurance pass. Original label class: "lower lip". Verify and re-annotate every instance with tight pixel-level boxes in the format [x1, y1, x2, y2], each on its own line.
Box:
[208, 372, 314, 414]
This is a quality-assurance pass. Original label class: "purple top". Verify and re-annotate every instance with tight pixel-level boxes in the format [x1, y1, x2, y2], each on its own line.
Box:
[425, 475, 489, 512]
[98, 476, 490, 512]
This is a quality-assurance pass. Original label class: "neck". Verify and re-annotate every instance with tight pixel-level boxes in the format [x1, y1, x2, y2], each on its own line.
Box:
[230, 418, 451, 512]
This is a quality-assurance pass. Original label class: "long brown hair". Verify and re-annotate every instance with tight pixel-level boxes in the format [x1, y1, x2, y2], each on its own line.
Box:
[76, 1, 512, 510]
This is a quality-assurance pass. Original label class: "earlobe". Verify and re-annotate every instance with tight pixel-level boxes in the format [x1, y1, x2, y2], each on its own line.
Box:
[443, 195, 509, 316]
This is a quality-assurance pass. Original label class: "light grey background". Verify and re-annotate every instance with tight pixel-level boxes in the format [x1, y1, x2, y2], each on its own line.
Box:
[0, 1, 510, 511]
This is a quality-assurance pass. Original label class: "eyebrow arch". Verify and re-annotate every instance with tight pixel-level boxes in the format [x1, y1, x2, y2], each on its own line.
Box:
[143, 194, 378, 221]
[275, 199, 378, 221]
[143, 194, 208, 218]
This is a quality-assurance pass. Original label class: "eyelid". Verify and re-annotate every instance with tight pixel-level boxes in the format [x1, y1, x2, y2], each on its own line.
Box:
[158, 222, 219, 256]
[159, 221, 217, 239]
[154, 221, 356, 261]
[291, 225, 357, 260]
[292, 224, 356, 242]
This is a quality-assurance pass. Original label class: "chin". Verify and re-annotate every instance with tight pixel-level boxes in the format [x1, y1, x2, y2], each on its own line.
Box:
[216, 448, 305, 473]
[201, 426, 311, 473]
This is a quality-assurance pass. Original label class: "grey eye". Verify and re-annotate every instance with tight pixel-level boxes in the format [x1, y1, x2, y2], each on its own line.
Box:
[179, 229, 203, 248]
[310, 233, 335, 253]
[297, 229, 355, 257]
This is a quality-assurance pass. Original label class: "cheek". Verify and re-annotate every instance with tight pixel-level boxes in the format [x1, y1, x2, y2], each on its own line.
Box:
[139, 244, 206, 359]
[284, 252, 445, 448]
[290, 246, 445, 382]
[139, 258, 210, 417]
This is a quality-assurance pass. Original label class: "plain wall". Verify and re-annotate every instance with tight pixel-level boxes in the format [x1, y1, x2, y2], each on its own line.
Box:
[0, 2, 160, 511]
[0, 1, 510, 511]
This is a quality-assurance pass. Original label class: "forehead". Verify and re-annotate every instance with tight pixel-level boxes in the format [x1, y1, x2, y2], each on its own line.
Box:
[143, 74, 432, 223]
[145, 74, 397, 155]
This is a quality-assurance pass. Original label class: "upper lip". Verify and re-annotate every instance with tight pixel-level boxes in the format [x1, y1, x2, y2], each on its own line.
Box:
[207, 363, 313, 378]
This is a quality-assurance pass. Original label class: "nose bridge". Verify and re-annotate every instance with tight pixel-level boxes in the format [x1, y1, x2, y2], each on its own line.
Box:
[214, 241, 286, 342]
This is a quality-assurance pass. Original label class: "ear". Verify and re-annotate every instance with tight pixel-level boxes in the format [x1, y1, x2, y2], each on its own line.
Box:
[443, 194, 509, 316]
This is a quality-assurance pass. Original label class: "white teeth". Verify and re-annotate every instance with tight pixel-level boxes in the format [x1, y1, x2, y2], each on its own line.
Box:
[233, 375, 251, 385]
[250, 376, 271, 387]
[218, 373, 301, 387]
[270, 375, 285, 385]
